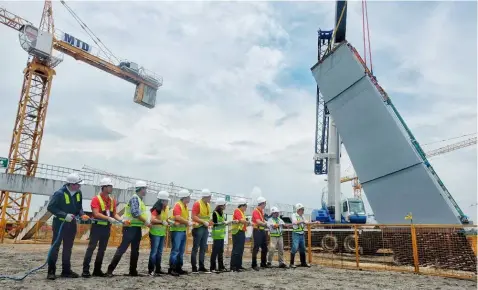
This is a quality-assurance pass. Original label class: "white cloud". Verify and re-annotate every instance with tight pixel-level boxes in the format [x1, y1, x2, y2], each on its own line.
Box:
[0, 1, 476, 222]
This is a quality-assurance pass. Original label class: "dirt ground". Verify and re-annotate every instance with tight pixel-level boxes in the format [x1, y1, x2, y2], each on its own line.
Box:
[0, 244, 476, 290]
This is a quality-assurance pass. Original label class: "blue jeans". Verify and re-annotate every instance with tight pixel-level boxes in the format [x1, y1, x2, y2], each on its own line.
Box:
[169, 231, 186, 269]
[191, 226, 209, 269]
[148, 234, 165, 273]
[291, 232, 306, 254]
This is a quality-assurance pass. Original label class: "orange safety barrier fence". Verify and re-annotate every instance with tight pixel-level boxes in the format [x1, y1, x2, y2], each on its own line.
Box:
[0, 220, 476, 280]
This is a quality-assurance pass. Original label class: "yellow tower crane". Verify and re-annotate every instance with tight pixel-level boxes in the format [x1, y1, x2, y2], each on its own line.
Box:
[0, 0, 162, 239]
[341, 135, 477, 199]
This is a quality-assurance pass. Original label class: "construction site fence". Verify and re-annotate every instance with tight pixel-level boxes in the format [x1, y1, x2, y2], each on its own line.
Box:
[0, 222, 476, 280]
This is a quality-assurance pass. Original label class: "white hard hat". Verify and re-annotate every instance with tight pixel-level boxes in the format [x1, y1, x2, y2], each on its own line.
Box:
[215, 197, 226, 206]
[257, 196, 267, 204]
[66, 173, 82, 184]
[237, 198, 248, 206]
[178, 189, 191, 198]
[135, 180, 147, 188]
[295, 203, 304, 210]
[99, 177, 113, 187]
[201, 188, 212, 197]
[270, 206, 280, 214]
[157, 190, 170, 200]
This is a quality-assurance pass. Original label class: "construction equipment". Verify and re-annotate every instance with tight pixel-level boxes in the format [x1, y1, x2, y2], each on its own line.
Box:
[308, 0, 476, 272]
[0, 1, 162, 239]
[342, 135, 477, 199]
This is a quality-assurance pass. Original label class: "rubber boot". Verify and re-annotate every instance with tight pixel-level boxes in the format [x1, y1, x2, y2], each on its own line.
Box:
[289, 253, 296, 268]
[299, 252, 311, 267]
[47, 266, 56, 280]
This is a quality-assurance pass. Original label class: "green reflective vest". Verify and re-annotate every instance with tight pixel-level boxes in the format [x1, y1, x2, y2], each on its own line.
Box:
[123, 194, 148, 227]
[269, 217, 283, 237]
[96, 194, 114, 226]
[231, 209, 246, 235]
[293, 214, 305, 234]
[212, 211, 225, 240]
[150, 206, 169, 237]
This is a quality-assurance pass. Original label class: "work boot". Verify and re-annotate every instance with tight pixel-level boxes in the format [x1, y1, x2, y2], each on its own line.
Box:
[92, 269, 107, 277]
[168, 267, 180, 277]
[198, 267, 211, 273]
[61, 270, 80, 278]
[279, 263, 288, 269]
[191, 266, 198, 273]
[81, 271, 91, 278]
[155, 267, 167, 275]
[299, 252, 311, 267]
[289, 253, 296, 269]
[46, 268, 56, 280]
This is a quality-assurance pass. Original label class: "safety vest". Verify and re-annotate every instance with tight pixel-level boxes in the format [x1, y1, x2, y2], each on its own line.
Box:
[293, 214, 305, 234]
[150, 206, 170, 237]
[96, 194, 115, 226]
[211, 211, 225, 240]
[123, 194, 148, 227]
[170, 201, 189, 232]
[193, 199, 211, 228]
[253, 208, 265, 230]
[231, 208, 246, 235]
[269, 217, 283, 237]
[59, 191, 82, 222]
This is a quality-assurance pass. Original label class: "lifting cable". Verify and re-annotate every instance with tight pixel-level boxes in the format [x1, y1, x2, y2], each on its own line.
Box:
[361, 0, 373, 75]
[422, 132, 478, 146]
[59, 0, 120, 64]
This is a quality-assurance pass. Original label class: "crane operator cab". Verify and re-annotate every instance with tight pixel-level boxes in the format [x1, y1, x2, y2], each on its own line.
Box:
[312, 197, 367, 224]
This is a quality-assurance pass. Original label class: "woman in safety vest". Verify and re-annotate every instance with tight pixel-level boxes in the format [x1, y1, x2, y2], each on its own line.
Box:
[210, 197, 234, 273]
[148, 190, 171, 276]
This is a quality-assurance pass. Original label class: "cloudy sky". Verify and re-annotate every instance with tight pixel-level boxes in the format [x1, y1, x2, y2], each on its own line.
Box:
[0, 1, 476, 222]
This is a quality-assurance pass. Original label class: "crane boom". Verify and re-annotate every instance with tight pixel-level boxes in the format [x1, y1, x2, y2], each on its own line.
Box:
[0, 1, 162, 240]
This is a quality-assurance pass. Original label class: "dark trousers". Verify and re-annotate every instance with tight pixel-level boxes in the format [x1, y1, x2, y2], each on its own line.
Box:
[48, 218, 77, 274]
[107, 226, 142, 274]
[210, 239, 225, 271]
[82, 224, 111, 273]
[230, 231, 245, 270]
[191, 226, 209, 269]
[252, 229, 267, 267]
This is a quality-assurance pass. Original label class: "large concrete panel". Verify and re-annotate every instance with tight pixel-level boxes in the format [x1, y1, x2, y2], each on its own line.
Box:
[325, 76, 423, 183]
[310, 42, 461, 224]
[363, 163, 461, 224]
[312, 43, 365, 103]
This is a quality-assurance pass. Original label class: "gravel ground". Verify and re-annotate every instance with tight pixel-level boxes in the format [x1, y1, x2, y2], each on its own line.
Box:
[0, 244, 476, 289]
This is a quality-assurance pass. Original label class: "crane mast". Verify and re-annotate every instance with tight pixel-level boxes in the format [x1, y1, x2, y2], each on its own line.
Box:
[0, 1, 162, 240]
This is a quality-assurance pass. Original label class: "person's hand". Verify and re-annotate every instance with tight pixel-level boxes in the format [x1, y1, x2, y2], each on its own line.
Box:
[203, 221, 210, 227]
[81, 214, 90, 221]
[107, 217, 116, 224]
[273, 224, 279, 229]
[188, 221, 194, 227]
[162, 220, 169, 226]
[144, 220, 151, 228]
[65, 214, 75, 222]
[123, 220, 131, 226]
[232, 220, 238, 224]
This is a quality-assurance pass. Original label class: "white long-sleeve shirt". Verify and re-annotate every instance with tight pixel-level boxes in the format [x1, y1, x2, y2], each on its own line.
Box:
[291, 213, 307, 234]
[267, 216, 285, 236]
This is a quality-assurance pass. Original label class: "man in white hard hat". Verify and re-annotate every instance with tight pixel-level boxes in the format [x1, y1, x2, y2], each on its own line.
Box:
[230, 198, 249, 272]
[266, 206, 288, 268]
[107, 180, 150, 277]
[169, 188, 194, 276]
[82, 177, 124, 278]
[290, 203, 315, 268]
[148, 190, 171, 276]
[46, 172, 90, 280]
[251, 196, 269, 271]
[190, 188, 213, 273]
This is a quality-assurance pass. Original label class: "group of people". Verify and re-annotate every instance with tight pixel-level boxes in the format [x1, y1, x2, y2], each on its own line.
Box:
[45, 173, 317, 280]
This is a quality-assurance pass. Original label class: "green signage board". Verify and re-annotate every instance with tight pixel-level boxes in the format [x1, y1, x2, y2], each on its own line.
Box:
[0, 157, 8, 169]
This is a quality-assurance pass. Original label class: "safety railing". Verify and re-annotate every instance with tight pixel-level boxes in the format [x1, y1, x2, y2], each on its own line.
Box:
[0, 221, 476, 280]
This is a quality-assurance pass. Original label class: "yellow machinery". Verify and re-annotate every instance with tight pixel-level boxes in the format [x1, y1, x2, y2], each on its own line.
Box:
[0, 1, 162, 239]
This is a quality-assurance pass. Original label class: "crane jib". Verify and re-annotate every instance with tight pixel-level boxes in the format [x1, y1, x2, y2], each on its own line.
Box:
[61, 32, 91, 53]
